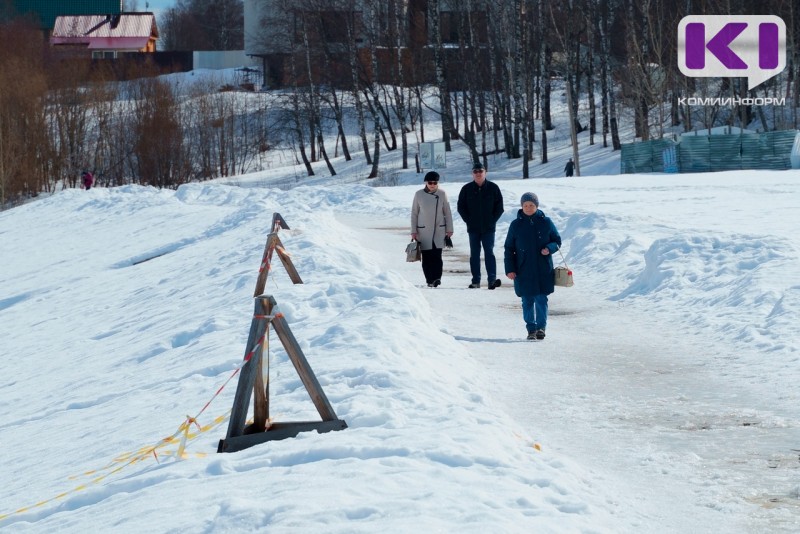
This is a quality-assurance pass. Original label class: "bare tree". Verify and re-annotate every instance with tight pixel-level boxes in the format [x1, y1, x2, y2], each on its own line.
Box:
[586, 0, 597, 145]
[363, 1, 383, 178]
[388, 0, 411, 169]
[598, 0, 621, 149]
[548, 0, 582, 175]
[160, 0, 244, 51]
[298, 10, 336, 175]
[0, 19, 49, 207]
[129, 78, 190, 188]
[428, 0, 455, 152]
[46, 61, 95, 188]
[287, 53, 315, 177]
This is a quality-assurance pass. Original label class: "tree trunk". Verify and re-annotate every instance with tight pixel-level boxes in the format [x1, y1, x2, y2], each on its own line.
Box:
[587, 1, 597, 145]
[429, 0, 453, 151]
[317, 130, 336, 176]
[391, 1, 409, 171]
[566, 77, 580, 176]
[344, 4, 371, 164]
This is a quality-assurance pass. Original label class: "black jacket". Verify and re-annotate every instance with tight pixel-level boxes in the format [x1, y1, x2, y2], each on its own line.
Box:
[457, 180, 504, 234]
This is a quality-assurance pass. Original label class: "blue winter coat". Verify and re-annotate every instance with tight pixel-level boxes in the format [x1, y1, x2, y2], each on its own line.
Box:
[504, 208, 562, 297]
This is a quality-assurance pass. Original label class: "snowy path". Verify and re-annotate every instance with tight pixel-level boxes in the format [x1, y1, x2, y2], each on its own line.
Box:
[345, 211, 800, 534]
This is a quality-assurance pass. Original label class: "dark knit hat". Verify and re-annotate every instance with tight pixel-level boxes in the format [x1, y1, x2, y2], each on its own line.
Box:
[472, 161, 485, 171]
[520, 192, 539, 207]
[424, 171, 439, 182]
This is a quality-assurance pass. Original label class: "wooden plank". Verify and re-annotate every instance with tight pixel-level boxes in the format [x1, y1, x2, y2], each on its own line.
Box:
[274, 239, 303, 284]
[271, 313, 338, 421]
[217, 420, 348, 453]
[252, 348, 267, 432]
[252, 299, 275, 431]
[224, 298, 270, 439]
[253, 233, 278, 297]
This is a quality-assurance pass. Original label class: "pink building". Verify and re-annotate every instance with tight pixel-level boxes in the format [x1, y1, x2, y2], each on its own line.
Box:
[50, 13, 158, 59]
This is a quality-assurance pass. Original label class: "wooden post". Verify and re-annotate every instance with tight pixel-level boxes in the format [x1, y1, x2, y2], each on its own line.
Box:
[224, 297, 271, 439]
[252, 298, 275, 432]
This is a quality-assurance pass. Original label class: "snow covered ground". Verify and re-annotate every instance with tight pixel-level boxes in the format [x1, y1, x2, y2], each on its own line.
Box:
[2, 157, 799, 532]
[1, 67, 800, 531]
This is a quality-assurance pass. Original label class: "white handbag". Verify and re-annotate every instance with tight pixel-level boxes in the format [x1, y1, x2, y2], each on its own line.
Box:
[405, 240, 421, 262]
[554, 248, 574, 287]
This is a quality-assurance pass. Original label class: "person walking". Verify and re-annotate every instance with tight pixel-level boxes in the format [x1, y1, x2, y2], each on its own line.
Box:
[504, 192, 562, 340]
[81, 171, 94, 190]
[457, 162, 504, 289]
[411, 171, 454, 288]
[564, 158, 574, 177]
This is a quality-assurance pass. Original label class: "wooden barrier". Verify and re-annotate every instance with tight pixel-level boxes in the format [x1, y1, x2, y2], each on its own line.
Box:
[219, 214, 345, 453]
[218, 295, 347, 453]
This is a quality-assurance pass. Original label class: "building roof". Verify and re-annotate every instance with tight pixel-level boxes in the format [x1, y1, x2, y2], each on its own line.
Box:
[50, 13, 158, 51]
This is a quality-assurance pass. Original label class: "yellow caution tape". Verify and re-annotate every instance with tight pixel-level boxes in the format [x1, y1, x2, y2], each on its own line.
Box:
[0, 412, 229, 522]
[3, 317, 274, 521]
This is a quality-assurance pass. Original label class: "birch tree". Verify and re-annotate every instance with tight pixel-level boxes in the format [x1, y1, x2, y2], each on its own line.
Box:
[429, 0, 455, 152]
[299, 10, 335, 175]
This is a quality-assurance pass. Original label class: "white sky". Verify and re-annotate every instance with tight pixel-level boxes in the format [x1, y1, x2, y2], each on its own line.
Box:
[130, 0, 173, 14]
[1, 72, 800, 532]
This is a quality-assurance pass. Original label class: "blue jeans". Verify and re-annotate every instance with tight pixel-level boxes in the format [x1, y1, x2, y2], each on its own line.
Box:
[468, 231, 497, 284]
[521, 294, 549, 333]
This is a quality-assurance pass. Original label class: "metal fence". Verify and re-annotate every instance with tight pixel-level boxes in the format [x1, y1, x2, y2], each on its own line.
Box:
[621, 130, 799, 174]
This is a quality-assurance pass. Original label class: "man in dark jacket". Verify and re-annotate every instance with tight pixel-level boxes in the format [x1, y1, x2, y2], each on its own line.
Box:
[457, 162, 504, 289]
[504, 192, 562, 340]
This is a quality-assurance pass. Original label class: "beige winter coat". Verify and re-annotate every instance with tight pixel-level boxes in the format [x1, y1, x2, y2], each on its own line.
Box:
[411, 187, 454, 250]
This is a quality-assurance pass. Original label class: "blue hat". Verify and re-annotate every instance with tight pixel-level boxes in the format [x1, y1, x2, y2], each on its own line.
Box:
[520, 192, 539, 207]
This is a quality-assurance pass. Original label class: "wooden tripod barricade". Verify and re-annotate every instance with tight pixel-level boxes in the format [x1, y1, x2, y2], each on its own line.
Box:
[218, 214, 345, 453]
[218, 298, 347, 453]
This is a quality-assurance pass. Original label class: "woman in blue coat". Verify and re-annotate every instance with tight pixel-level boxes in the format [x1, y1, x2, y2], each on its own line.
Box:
[504, 193, 562, 340]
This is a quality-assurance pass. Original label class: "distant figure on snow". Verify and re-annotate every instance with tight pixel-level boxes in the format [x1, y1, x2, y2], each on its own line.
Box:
[81, 171, 94, 190]
[411, 171, 454, 288]
[564, 158, 574, 177]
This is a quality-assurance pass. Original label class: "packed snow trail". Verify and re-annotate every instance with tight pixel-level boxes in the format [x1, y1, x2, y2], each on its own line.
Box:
[344, 209, 800, 534]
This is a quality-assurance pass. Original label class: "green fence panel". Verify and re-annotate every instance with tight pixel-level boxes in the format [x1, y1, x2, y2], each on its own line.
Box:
[649, 139, 678, 173]
[765, 130, 796, 169]
[621, 129, 798, 174]
[708, 135, 742, 171]
[678, 136, 711, 173]
[620, 142, 654, 173]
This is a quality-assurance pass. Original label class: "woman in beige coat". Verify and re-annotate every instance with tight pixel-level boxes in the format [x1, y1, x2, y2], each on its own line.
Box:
[411, 171, 454, 287]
